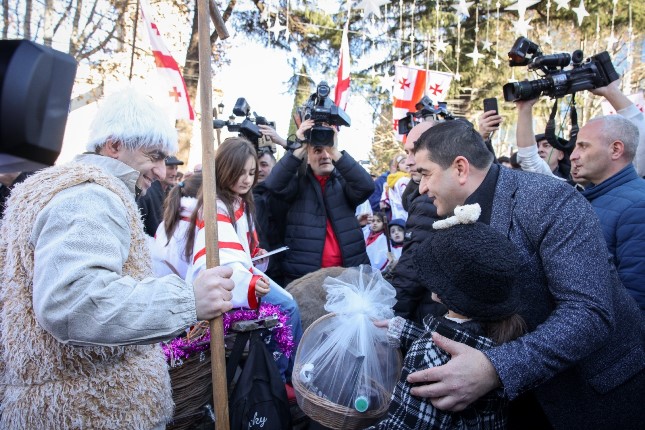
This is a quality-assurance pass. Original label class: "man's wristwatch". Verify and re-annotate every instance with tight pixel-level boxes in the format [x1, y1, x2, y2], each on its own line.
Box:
[286, 136, 305, 151]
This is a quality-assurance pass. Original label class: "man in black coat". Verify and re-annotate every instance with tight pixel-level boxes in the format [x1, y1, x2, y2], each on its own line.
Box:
[137, 155, 183, 236]
[391, 121, 446, 322]
[263, 119, 374, 284]
[253, 147, 289, 286]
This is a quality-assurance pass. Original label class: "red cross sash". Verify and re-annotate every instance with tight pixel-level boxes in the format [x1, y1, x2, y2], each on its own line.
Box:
[140, 0, 195, 121]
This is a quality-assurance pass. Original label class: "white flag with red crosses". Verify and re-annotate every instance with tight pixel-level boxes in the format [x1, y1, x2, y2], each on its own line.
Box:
[393, 65, 426, 141]
[139, 0, 195, 121]
[426, 71, 453, 103]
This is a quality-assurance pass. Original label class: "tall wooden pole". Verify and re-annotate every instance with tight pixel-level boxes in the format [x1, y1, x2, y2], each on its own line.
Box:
[197, 0, 229, 428]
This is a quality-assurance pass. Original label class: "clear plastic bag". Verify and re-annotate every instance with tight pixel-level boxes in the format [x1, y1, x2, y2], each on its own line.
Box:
[293, 265, 402, 429]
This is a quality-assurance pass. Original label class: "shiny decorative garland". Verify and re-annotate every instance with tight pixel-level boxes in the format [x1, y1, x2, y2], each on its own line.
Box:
[162, 303, 294, 367]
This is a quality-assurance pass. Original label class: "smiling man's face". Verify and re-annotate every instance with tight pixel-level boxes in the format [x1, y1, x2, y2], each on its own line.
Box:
[414, 148, 464, 217]
[111, 145, 167, 195]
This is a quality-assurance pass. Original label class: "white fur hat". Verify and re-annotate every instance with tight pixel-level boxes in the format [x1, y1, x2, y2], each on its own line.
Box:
[86, 86, 178, 154]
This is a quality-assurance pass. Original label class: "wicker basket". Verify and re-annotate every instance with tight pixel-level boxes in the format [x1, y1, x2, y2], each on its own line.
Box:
[292, 364, 390, 430]
[292, 313, 399, 430]
[166, 350, 213, 430]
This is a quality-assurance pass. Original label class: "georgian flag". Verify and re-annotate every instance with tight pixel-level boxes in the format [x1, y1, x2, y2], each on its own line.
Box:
[139, 0, 195, 121]
[334, 19, 350, 110]
[393, 65, 427, 141]
[426, 71, 453, 103]
[601, 92, 645, 115]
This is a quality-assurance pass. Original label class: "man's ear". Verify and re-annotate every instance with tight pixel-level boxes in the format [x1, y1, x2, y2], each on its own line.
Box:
[98, 139, 123, 159]
[453, 156, 470, 184]
[610, 140, 625, 160]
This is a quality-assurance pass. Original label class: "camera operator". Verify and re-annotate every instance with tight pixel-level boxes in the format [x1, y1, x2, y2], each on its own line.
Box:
[263, 118, 374, 285]
[257, 124, 288, 150]
[514, 97, 571, 180]
[515, 80, 645, 180]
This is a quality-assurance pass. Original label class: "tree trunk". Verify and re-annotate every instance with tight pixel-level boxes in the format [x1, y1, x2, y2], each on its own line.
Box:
[2, 0, 8, 39]
[287, 64, 314, 138]
[68, 0, 83, 55]
[23, 0, 32, 39]
[43, 0, 55, 46]
[177, 0, 242, 166]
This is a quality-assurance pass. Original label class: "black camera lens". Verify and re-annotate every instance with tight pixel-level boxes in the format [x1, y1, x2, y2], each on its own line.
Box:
[316, 82, 330, 99]
[308, 126, 335, 147]
[503, 78, 551, 102]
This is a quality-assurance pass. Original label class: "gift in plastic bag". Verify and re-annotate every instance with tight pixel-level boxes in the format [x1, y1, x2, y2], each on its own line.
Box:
[292, 265, 402, 430]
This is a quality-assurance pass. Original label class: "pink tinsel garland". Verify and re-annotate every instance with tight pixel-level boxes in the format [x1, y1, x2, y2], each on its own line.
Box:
[162, 303, 294, 367]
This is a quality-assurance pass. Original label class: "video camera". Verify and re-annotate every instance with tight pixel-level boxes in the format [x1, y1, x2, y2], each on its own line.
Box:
[213, 97, 276, 150]
[397, 95, 454, 135]
[1, 40, 77, 172]
[502, 37, 619, 102]
[300, 81, 351, 146]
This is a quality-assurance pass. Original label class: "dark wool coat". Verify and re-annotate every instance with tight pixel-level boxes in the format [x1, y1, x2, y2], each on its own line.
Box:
[263, 150, 374, 284]
[253, 181, 289, 286]
[481, 168, 645, 429]
[392, 180, 446, 322]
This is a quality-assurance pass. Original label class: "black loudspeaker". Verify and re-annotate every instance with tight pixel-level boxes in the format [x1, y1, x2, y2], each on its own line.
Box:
[0, 40, 77, 173]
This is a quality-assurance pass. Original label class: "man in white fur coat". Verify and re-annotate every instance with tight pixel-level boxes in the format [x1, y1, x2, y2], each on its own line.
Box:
[0, 88, 235, 429]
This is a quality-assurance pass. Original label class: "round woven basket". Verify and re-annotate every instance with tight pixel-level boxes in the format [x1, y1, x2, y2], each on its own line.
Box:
[292, 364, 389, 430]
[292, 313, 397, 430]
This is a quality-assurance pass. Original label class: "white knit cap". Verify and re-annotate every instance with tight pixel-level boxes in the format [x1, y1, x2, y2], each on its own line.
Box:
[86, 86, 178, 154]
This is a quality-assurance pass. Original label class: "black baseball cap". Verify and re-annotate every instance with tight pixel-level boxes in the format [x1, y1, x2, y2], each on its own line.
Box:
[165, 155, 184, 166]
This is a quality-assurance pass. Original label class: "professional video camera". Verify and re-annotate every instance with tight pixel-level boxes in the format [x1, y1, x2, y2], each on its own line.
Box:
[300, 81, 351, 146]
[502, 37, 619, 102]
[397, 95, 454, 135]
[213, 97, 276, 150]
[1, 40, 77, 172]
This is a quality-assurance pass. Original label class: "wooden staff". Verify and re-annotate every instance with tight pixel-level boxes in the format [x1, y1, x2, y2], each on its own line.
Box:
[197, 0, 229, 428]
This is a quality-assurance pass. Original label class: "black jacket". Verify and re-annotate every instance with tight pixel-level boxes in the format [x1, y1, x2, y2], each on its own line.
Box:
[253, 181, 289, 285]
[264, 150, 374, 284]
[392, 180, 446, 322]
[137, 180, 166, 236]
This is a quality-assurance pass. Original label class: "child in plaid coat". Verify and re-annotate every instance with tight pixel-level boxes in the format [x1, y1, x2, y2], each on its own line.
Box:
[367, 206, 526, 430]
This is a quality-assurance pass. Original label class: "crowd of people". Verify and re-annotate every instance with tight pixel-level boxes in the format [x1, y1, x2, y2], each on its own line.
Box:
[0, 76, 643, 430]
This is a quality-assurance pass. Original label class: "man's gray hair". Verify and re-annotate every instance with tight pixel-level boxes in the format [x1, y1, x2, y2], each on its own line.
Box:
[589, 115, 639, 161]
[86, 86, 178, 154]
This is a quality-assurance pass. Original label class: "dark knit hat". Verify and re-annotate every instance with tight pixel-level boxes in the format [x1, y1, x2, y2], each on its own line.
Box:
[414, 222, 521, 321]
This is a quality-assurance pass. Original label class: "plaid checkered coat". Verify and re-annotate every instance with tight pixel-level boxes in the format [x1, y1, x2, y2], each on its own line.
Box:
[367, 316, 507, 430]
